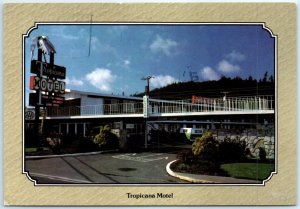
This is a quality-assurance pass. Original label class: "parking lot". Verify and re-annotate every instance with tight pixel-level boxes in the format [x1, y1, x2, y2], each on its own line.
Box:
[25, 143, 190, 184]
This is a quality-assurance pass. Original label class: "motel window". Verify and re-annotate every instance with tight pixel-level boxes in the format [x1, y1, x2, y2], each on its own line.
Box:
[77, 124, 84, 136]
[123, 101, 135, 113]
[111, 99, 118, 112]
[113, 122, 121, 129]
[60, 124, 67, 134]
[69, 124, 75, 135]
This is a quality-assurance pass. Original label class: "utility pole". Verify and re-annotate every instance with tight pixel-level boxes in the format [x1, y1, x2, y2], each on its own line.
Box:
[221, 91, 230, 111]
[141, 76, 154, 149]
[221, 91, 230, 101]
[141, 76, 154, 96]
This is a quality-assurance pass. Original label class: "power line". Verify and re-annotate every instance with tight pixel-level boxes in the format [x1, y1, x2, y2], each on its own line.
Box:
[88, 15, 93, 57]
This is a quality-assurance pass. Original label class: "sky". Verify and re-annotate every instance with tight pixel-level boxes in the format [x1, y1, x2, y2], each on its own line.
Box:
[24, 24, 275, 98]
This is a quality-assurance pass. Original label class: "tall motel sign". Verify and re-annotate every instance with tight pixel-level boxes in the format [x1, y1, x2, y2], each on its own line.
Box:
[28, 36, 66, 138]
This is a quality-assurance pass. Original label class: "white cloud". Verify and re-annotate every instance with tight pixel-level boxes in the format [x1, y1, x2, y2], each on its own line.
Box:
[123, 60, 131, 68]
[85, 68, 117, 92]
[90, 36, 117, 55]
[226, 50, 246, 62]
[218, 60, 241, 73]
[150, 35, 179, 56]
[65, 76, 84, 86]
[200, 67, 219, 81]
[151, 75, 178, 88]
[50, 26, 80, 40]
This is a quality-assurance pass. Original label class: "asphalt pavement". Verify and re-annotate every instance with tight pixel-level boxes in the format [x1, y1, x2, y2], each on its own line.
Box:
[25, 145, 189, 184]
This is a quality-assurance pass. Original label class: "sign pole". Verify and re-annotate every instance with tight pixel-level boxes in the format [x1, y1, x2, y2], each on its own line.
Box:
[29, 36, 65, 145]
[33, 48, 42, 144]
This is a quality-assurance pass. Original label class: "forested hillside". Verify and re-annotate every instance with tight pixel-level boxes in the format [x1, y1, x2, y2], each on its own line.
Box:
[133, 73, 275, 100]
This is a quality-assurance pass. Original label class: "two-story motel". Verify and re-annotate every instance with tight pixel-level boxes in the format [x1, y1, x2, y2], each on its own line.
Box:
[25, 89, 275, 146]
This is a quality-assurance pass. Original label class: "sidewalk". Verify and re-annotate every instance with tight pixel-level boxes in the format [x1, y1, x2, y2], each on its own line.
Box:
[166, 160, 262, 184]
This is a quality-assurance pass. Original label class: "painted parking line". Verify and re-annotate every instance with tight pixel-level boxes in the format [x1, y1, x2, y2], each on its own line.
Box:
[29, 172, 92, 184]
[112, 153, 168, 163]
[138, 153, 165, 158]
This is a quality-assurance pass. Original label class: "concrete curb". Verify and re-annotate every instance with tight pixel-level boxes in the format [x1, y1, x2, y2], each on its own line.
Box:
[166, 160, 215, 183]
[166, 160, 262, 184]
[25, 149, 119, 160]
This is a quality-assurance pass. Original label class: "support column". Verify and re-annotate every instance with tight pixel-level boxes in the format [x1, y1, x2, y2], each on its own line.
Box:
[83, 123, 86, 137]
[214, 99, 216, 111]
[145, 121, 148, 149]
[259, 97, 261, 110]
[120, 120, 124, 130]
[66, 123, 69, 134]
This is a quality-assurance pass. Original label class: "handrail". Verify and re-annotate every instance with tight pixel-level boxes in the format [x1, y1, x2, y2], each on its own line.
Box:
[47, 95, 275, 117]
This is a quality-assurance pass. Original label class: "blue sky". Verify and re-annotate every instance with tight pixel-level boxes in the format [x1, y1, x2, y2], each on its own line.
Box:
[24, 24, 275, 97]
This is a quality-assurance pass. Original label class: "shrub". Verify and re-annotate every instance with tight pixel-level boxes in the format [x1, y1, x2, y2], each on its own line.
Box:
[218, 137, 247, 162]
[59, 134, 76, 147]
[176, 149, 195, 164]
[259, 147, 267, 161]
[192, 161, 227, 176]
[192, 132, 219, 162]
[75, 138, 99, 153]
[46, 137, 61, 154]
[24, 129, 39, 148]
[176, 163, 191, 171]
[93, 125, 119, 150]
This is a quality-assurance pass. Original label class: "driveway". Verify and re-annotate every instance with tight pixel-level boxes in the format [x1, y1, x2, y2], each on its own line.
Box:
[25, 144, 190, 184]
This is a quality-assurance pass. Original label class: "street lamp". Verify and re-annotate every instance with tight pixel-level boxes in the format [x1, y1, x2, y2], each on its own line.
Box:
[141, 76, 154, 96]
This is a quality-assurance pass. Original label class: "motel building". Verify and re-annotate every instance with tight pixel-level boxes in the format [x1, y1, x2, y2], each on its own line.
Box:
[25, 89, 275, 150]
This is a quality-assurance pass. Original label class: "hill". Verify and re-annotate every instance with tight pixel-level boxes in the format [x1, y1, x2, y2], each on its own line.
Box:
[133, 74, 275, 100]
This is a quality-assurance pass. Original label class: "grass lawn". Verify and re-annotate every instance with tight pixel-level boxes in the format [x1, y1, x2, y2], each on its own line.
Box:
[25, 147, 38, 153]
[221, 163, 275, 181]
[25, 147, 51, 155]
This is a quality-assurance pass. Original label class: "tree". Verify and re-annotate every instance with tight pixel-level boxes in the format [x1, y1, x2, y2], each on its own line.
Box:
[262, 71, 268, 83]
[269, 75, 274, 83]
[248, 76, 253, 82]
[192, 132, 219, 162]
[93, 125, 119, 150]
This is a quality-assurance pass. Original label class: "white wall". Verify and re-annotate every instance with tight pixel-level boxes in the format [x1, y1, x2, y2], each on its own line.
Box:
[81, 96, 104, 115]
[65, 92, 104, 115]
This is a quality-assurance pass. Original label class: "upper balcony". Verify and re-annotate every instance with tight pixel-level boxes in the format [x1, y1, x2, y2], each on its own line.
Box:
[45, 95, 275, 119]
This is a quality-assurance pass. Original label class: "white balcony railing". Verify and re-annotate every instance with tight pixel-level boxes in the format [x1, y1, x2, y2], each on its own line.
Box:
[47, 95, 275, 117]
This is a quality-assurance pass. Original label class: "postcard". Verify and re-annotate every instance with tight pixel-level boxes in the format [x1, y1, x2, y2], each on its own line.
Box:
[3, 3, 296, 206]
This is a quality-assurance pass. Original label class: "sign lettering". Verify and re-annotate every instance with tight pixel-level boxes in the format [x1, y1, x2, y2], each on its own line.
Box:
[25, 110, 35, 120]
[59, 82, 65, 94]
[47, 79, 53, 92]
[143, 95, 149, 118]
[29, 93, 65, 107]
[53, 80, 59, 93]
[31, 60, 66, 79]
[40, 79, 47, 91]
[29, 76, 65, 94]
